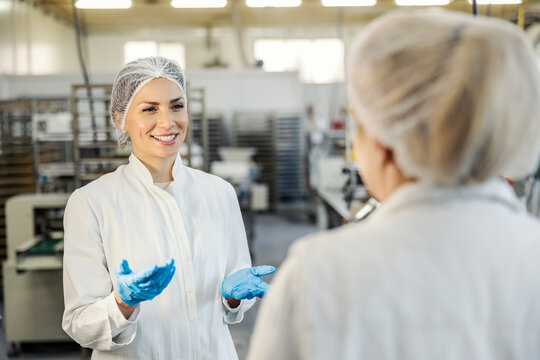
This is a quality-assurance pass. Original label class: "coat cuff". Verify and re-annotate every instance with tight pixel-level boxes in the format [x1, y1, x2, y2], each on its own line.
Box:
[222, 297, 255, 324]
[106, 293, 139, 345]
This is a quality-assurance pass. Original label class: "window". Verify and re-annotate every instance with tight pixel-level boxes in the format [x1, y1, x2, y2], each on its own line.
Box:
[254, 39, 344, 84]
[124, 41, 186, 68]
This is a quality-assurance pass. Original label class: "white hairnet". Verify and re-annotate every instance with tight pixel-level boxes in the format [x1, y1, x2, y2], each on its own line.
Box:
[348, 9, 540, 184]
[110, 56, 187, 148]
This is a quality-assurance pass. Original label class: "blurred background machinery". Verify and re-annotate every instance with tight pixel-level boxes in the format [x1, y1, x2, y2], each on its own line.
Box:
[2, 194, 70, 356]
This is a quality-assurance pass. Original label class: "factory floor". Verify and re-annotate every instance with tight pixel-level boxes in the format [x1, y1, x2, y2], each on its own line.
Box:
[0, 212, 318, 360]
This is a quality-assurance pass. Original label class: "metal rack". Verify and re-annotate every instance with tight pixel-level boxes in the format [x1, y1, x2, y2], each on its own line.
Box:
[274, 113, 304, 206]
[206, 115, 224, 164]
[0, 100, 37, 284]
[185, 88, 225, 173]
[233, 112, 304, 209]
[71, 84, 128, 188]
[234, 112, 276, 208]
[185, 87, 208, 171]
[33, 98, 73, 193]
[191, 114, 223, 165]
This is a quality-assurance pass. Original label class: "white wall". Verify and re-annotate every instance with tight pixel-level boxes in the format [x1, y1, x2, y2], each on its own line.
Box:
[0, 0, 80, 76]
[84, 24, 362, 121]
[87, 27, 246, 73]
[0, 0, 14, 74]
[187, 69, 303, 135]
[86, 24, 365, 72]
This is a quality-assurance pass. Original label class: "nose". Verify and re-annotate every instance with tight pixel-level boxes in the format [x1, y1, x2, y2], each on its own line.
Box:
[157, 109, 174, 129]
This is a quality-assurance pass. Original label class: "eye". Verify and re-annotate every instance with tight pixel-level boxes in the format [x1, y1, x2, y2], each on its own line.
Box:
[142, 106, 157, 112]
[172, 103, 184, 111]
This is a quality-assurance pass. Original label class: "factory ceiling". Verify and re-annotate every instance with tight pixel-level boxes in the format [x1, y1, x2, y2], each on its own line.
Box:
[25, 0, 540, 31]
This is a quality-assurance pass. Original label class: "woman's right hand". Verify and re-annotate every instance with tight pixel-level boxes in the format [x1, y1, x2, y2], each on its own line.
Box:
[115, 258, 176, 308]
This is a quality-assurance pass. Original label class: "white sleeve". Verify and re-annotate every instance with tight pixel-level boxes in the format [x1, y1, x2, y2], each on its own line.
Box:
[246, 241, 306, 360]
[62, 190, 139, 351]
[222, 183, 255, 324]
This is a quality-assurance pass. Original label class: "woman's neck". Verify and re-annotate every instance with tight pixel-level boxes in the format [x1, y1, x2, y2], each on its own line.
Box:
[377, 165, 415, 202]
[134, 151, 176, 183]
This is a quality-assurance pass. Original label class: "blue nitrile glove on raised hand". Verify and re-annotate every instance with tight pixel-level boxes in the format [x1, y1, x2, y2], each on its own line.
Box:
[220, 266, 276, 300]
[115, 258, 176, 306]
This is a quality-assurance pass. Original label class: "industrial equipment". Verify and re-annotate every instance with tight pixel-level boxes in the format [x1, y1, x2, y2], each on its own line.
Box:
[2, 194, 71, 356]
[233, 111, 304, 210]
[0, 98, 70, 295]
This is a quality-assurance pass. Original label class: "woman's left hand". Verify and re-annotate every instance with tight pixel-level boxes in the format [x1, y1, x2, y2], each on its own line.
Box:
[220, 266, 276, 300]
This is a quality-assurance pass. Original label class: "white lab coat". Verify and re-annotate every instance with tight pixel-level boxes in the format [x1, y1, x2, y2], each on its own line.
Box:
[62, 153, 254, 360]
[248, 179, 540, 360]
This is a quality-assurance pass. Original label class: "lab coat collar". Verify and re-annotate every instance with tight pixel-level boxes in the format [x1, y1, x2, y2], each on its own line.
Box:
[126, 152, 185, 185]
[370, 178, 525, 222]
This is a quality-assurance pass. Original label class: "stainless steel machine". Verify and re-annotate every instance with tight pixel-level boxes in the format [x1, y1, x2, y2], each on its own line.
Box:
[2, 193, 71, 354]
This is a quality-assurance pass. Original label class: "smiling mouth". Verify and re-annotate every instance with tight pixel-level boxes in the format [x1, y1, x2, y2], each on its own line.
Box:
[151, 134, 178, 142]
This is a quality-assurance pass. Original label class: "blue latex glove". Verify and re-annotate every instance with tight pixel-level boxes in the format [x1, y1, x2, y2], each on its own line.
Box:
[220, 266, 276, 300]
[115, 258, 175, 306]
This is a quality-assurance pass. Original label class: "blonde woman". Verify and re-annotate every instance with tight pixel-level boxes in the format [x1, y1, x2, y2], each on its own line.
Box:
[62, 56, 274, 359]
[248, 10, 540, 360]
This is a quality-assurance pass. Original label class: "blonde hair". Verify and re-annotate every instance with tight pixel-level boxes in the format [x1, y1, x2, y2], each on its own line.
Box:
[348, 9, 540, 185]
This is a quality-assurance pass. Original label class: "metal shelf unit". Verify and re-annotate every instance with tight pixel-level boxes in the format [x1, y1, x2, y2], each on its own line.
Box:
[34, 99, 73, 193]
[233, 112, 276, 208]
[233, 112, 304, 210]
[0, 100, 37, 282]
[71, 84, 128, 188]
[207, 115, 224, 164]
[191, 113, 224, 166]
[185, 87, 207, 171]
[274, 113, 305, 205]
[185, 87, 221, 172]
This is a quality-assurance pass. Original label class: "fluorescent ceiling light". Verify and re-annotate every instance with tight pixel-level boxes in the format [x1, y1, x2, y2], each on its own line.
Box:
[75, 0, 132, 9]
[0, 0, 11, 12]
[322, 0, 376, 5]
[467, 0, 521, 4]
[171, 0, 227, 8]
[395, 0, 449, 5]
[246, 0, 301, 7]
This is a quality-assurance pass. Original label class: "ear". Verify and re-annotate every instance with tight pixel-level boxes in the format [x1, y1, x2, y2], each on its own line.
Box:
[374, 140, 395, 168]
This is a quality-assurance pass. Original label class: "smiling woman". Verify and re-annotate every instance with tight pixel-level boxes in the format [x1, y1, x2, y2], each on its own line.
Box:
[61, 56, 275, 360]
[123, 78, 188, 182]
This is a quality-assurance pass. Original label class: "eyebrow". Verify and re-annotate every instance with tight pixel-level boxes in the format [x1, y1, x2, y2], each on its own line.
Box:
[139, 97, 184, 106]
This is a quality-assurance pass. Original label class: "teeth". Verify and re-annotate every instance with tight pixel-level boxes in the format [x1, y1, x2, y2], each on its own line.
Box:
[153, 134, 175, 141]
